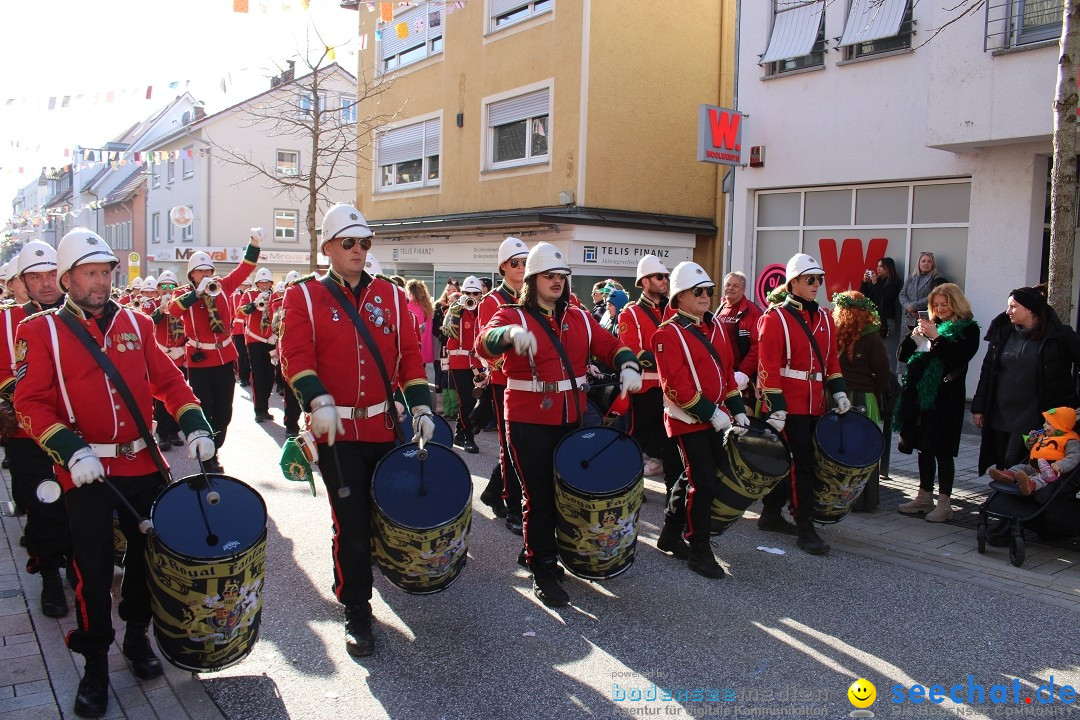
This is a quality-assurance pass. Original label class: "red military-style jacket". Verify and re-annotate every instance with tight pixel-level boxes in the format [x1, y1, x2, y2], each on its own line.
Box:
[14, 300, 211, 490]
[167, 244, 259, 368]
[151, 298, 188, 368]
[230, 290, 247, 336]
[653, 310, 744, 437]
[757, 296, 845, 417]
[279, 269, 431, 444]
[617, 296, 674, 393]
[0, 300, 60, 440]
[237, 288, 275, 344]
[717, 296, 763, 377]
[476, 282, 520, 385]
[476, 300, 635, 426]
[444, 303, 483, 372]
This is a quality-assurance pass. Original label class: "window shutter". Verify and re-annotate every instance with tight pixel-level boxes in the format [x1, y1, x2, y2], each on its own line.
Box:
[491, 0, 529, 17]
[838, 0, 907, 47]
[380, 4, 440, 60]
[487, 89, 550, 128]
[760, 1, 825, 63]
[377, 123, 426, 166]
[424, 119, 441, 156]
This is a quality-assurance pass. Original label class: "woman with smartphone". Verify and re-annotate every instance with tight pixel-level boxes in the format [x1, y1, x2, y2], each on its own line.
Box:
[893, 283, 979, 522]
[898, 252, 945, 331]
[859, 258, 901, 365]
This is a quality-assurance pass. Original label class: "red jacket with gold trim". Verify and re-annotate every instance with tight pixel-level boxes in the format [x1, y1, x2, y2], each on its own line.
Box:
[444, 302, 483, 371]
[757, 297, 845, 417]
[617, 296, 673, 393]
[476, 283, 519, 384]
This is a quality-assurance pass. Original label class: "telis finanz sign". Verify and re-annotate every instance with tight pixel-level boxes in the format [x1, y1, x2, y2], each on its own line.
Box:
[697, 105, 744, 166]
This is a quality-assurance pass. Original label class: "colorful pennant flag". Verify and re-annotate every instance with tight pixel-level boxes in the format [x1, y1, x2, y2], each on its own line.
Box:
[234, 0, 249, 12]
[395, 21, 409, 39]
[380, 2, 393, 22]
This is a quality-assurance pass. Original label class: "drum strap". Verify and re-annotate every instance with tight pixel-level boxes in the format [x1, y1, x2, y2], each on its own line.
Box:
[523, 305, 584, 425]
[319, 277, 406, 443]
[678, 313, 728, 370]
[57, 310, 172, 485]
[781, 305, 827, 374]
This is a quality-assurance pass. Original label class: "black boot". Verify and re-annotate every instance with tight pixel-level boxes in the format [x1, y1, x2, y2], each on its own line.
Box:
[687, 543, 725, 579]
[518, 548, 564, 578]
[40, 567, 68, 618]
[344, 606, 374, 657]
[796, 522, 830, 556]
[462, 436, 479, 454]
[757, 508, 799, 536]
[532, 563, 570, 607]
[74, 651, 110, 718]
[656, 520, 690, 559]
[504, 513, 524, 536]
[123, 623, 163, 680]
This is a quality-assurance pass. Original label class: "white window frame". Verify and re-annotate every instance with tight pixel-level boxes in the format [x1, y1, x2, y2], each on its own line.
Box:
[181, 207, 193, 242]
[489, 0, 553, 33]
[167, 216, 174, 243]
[277, 150, 300, 176]
[151, 212, 160, 243]
[275, 209, 299, 242]
[299, 91, 327, 116]
[376, 115, 441, 192]
[485, 85, 551, 171]
[341, 95, 357, 124]
[182, 145, 194, 178]
[762, 1, 827, 77]
[167, 156, 175, 184]
[378, 3, 444, 74]
[151, 163, 161, 188]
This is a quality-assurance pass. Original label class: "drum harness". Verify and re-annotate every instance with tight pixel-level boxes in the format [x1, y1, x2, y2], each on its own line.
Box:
[663, 314, 735, 427]
[521, 304, 588, 426]
[774, 305, 830, 415]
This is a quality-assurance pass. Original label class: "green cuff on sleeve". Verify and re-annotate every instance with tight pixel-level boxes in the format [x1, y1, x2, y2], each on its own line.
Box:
[0, 378, 14, 403]
[39, 425, 88, 468]
[826, 375, 847, 395]
[685, 396, 718, 424]
[402, 381, 433, 411]
[292, 373, 329, 410]
[724, 393, 747, 418]
[613, 348, 637, 371]
[177, 406, 213, 437]
[484, 326, 514, 355]
[637, 350, 656, 370]
[244, 244, 260, 264]
[177, 291, 199, 309]
[762, 390, 786, 414]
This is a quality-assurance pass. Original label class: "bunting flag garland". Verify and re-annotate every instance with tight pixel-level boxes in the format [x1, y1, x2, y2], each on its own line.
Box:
[380, 2, 394, 21]
[395, 21, 409, 38]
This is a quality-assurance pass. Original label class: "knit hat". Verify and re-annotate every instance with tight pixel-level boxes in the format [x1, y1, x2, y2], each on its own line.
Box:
[1043, 407, 1076, 434]
[607, 289, 629, 312]
[1011, 286, 1046, 315]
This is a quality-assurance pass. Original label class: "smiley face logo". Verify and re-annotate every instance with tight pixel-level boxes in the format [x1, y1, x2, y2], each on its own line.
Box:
[848, 678, 876, 709]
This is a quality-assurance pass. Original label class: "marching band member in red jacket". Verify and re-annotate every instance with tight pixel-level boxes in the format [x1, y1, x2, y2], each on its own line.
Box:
[476, 242, 642, 607]
[442, 275, 485, 454]
[150, 270, 188, 450]
[15, 228, 215, 719]
[0, 241, 70, 618]
[279, 203, 434, 657]
[277, 270, 302, 436]
[476, 237, 530, 531]
[757, 253, 850, 555]
[717, 270, 763, 407]
[617, 255, 681, 507]
[167, 231, 261, 471]
[653, 262, 749, 578]
[237, 267, 277, 424]
[231, 278, 253, 389]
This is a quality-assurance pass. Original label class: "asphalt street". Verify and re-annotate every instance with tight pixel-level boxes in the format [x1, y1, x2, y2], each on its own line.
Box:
[168, 386, 1080, 720]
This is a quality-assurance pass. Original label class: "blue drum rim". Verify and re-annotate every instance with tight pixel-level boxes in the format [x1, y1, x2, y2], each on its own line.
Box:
[554, 426, 643, 498]
[813, 410, 884, 468]
[371, 442, 472, 532]
[150, 474, 268, 561]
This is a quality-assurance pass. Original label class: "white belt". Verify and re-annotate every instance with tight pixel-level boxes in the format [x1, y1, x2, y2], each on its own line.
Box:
[245, 329, 273, 344]
[505, 375, 588, 393]
[642, 372, 660, 381]
[336, 401, 388, 420]
[89, 438, 148, 458]
[448, 349, 471, 356]
[780, 368, 823, 382]
[187, 337, 233, 351]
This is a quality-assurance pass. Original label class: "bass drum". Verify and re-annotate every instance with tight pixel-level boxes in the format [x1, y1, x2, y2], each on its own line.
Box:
[371, 442, 472, 594]
[711, 417, 792, 535]
[397, 413, 454, 448]
[813, 410, 883, 524]
[553, 426, 643, 580]
[147, 474, 267, 673]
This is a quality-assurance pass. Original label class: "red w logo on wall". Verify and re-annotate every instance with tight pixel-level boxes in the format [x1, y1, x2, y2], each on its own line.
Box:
[817, 238, 889, 299]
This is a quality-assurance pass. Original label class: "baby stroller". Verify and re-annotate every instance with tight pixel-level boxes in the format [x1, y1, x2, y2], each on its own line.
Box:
[977, 467, 1080, 567]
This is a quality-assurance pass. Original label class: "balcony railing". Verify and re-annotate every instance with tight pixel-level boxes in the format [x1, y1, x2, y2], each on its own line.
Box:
[985, 0, 1062, 51]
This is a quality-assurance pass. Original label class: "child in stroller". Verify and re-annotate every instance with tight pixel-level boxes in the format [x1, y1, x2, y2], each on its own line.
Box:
[987, 407, 1080, 496]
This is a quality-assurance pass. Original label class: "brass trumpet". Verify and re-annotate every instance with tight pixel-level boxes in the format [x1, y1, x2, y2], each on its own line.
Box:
[461, 295, 478, 312]
[205, 279, 223, 297]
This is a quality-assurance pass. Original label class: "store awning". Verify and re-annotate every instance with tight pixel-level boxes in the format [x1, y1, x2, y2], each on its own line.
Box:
[837, 0, 908, 47]
[760, 1, 825, 64]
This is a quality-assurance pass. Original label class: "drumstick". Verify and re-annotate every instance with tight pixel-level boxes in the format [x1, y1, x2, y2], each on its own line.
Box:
[195, 457, 221, 505]
[100, 476, 154, 535]
[580, 431, 626, 469]
[416, 434, 428, 497]
[195, 488, 219, 547]
[327, 444, 352, 498]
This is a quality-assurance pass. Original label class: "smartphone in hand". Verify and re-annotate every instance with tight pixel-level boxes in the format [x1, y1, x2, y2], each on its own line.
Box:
[918, 310, 930, 322]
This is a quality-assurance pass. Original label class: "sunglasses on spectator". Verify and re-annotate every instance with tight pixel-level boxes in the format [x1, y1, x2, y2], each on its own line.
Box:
[542, 272, 568, 281]
[803, 275, 825, 286]
[691, 286, 715, 297]
[647, 273, 669, 281]
[508, 259, 525, 269]
[338, 236, 372, 251]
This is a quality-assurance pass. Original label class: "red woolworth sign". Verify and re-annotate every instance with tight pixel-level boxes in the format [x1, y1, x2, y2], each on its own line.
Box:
[817, 238, 889, 299]
[697, 105, 744, 166]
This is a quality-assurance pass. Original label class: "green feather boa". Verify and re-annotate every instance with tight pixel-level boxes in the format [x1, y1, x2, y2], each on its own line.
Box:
[892, 318, 977, 430]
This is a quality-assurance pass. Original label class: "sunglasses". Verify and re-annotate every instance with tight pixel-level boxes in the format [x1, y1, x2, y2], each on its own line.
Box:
[803, 275, 825, 286]
[463, 290, 481, 296]
[691, 286, 715, 298]
[338, 236, 372, 251]
[159, 284, 176, 292]
[648, 273, 669, 281]
[508, 259, 525, 269]
[541, 272, 568, 281]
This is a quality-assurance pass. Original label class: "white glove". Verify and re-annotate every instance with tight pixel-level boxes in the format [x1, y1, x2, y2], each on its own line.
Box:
[258, 291, 271, 304]
[310, 394, 345, 445]
[730, 412, 750, 436]
[733, 371, 750, 391]
[619, 365, 643, 397]
[766, 410, 787, 434]
[168, 346, 186, 361]
[196, 277, 212, 296]
[187, 430, 216, 462]
[834, 392, 852, 415]
[587, 363, 604, 379]
[411, 405, 435, 444]
[250, 227, 266, 245]
[269, 348, 279, 366]
[507, 325, 537, 356]
[68, 447, 105, 487]
[709, 408, 731, 433]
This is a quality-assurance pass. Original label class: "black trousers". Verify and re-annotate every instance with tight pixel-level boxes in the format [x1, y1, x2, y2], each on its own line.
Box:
[491, 385, 522, 515]
[283, 380, 301, 432]
[316, 440, 395, 612]
[508, 421, 576, 575]
[630, 388, 683, 492]
[762, 414, 819, 524]
[247, 342, 274, 415]
[188, 362, 236, 449]
[450, 369, 478, 443]
[7, 436, 71, 572]
[917, 451, 955, 496]
[65, 473, 161, 655]
[153, 366, 185, 440]
[233, 334, 250, 384]
[673, 430, 731, 546]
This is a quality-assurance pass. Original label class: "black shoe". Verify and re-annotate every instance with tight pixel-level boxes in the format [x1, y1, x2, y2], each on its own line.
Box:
[285, 426, 300, 438]
[517, 549, 565, 578]
[254, 411, 274, 423]
[483, 421, 497, 433]
[74, 651, 109, 718]
[656, 522, 690, 559]
[122, 623, 163, 680]
[505, 514, 524, 535]
[169, 434, 184, 448]
[687, 544, 725, 579]
[344, 606, 374, 657]
[40, 567, 68, 618]
[157, 436, 174, 452]
[454, 429, 466, 447]
[203, 458, 224, 474]
[796, 524, 830, 555]
[480, 490, 508, 518]
[239, 380, 250, 388]
[463, 439, 479, 454]
[533, 574, 570, 607]
[1, 457, 9, 469]
[757, 511, 799, 536]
